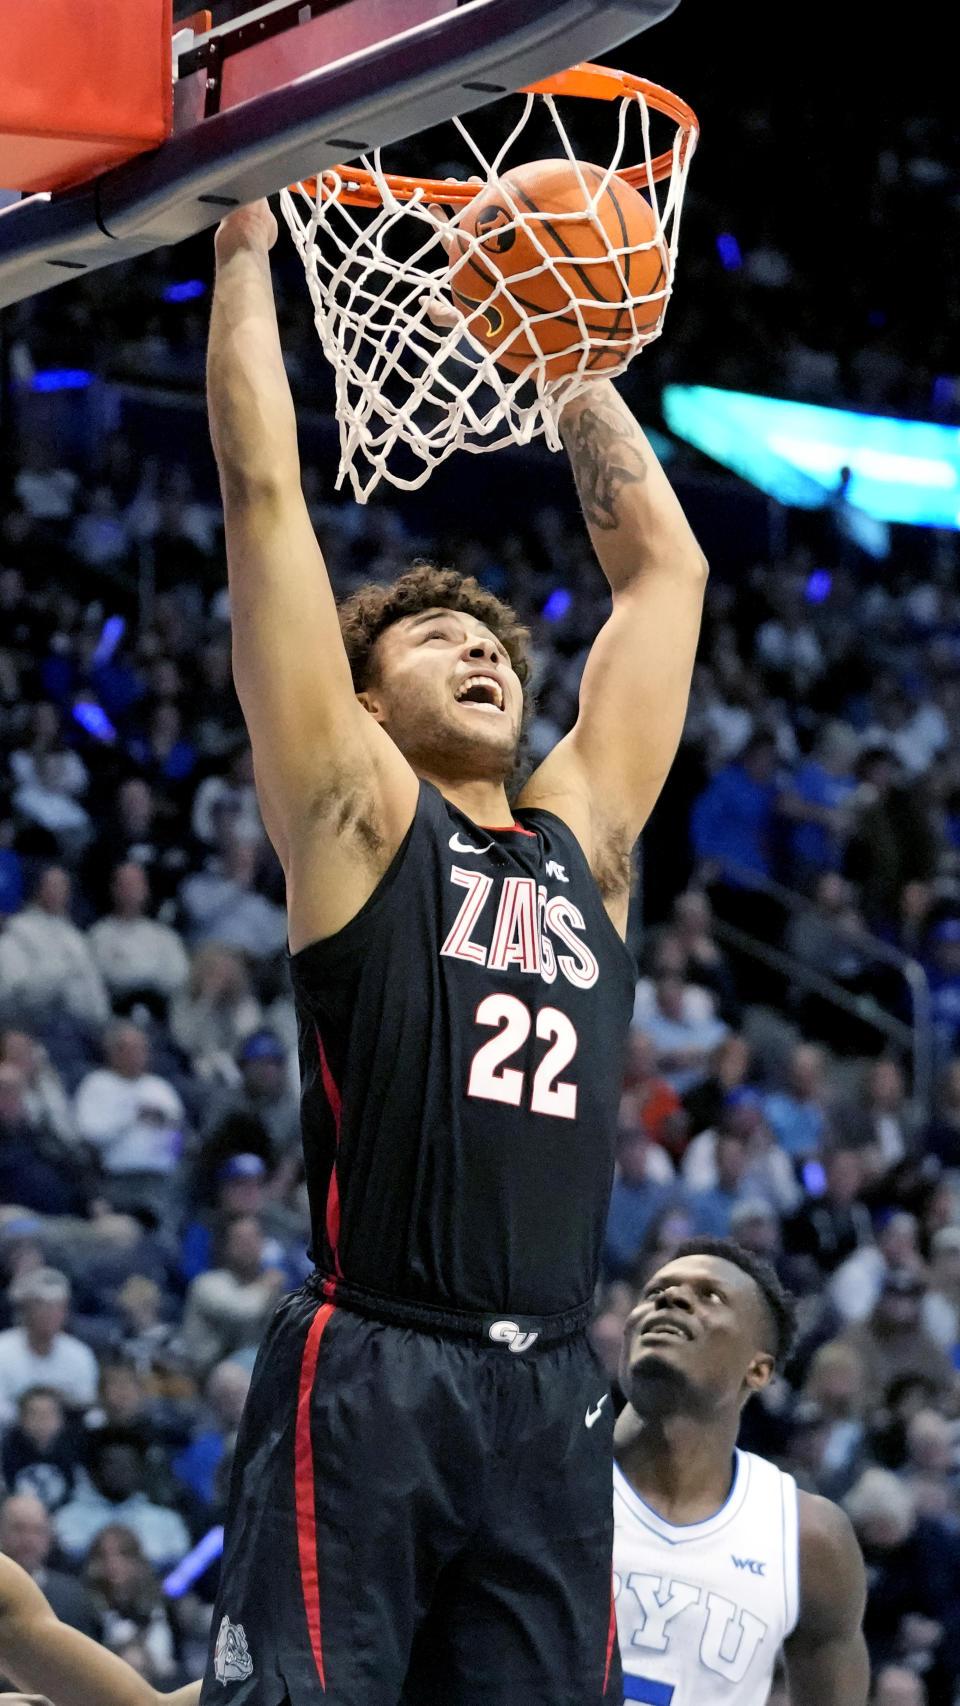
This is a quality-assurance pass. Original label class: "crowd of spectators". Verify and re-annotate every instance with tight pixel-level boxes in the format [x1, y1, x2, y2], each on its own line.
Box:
[598, 861, 960, 1706]
[0, 522, 312, 1684]
[1, 425, 960, 1695]
[0, 24, 956, 1698]
[3, 449, 960, 1697]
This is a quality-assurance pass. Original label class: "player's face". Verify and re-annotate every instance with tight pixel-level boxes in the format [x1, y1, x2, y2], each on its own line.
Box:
[362, 608, 524, 781]
[621, 1255, 774, 1418]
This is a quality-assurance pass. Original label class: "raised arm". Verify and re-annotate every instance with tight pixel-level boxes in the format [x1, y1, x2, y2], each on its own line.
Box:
[0, 1553, 199, 1706]
[783, 1492, 870, 1706]
[207, 202, 417, 946]
[519, 382, 707, 925]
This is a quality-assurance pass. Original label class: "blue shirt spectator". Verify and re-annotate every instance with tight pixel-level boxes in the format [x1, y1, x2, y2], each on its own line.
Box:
[172, 1358, 250, 1513]
[602, 1130, 678, 1281]
[687, 1133, 752, 1237]
[925, 919, 960, 1063]
[762, 1043, 831, 1159]
[764, 1090, 826, 1159]
[690, 734, 780, 880]
[0, 844, 23, 915]
[641, 973, 729, 1095]
[781, 724, 860, 880]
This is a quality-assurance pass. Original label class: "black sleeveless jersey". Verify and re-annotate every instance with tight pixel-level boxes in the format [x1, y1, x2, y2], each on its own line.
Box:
[289, 781, 635, 1317]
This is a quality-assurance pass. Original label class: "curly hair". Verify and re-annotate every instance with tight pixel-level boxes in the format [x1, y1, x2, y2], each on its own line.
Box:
[337, 561, 533, 700]
[668, 1236, 798, 1369]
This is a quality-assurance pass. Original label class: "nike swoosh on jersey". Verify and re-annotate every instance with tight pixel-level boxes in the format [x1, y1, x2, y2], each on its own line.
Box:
[585, 1394, 609, 1428]
[449, 832, 494, 855]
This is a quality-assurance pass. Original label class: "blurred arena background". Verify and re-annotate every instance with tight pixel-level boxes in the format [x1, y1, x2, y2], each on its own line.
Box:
[0, 0, 957, 1699]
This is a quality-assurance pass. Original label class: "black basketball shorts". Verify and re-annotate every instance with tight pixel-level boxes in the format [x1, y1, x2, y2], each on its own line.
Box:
[199, 1277, 620, 1706]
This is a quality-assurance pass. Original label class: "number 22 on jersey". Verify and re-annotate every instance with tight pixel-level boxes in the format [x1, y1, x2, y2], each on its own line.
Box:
[468, 994, 578, 1120]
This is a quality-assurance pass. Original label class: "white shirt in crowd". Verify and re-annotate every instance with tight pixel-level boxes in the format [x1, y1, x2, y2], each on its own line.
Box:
[638, 1010, 730, 1096]
[682, 1129, 801, 1216]
[0, 1327, 99, 1426]
[831, 1248, 886, 1325]
[22, 1061, 76, 1142]
[626, 1143, 676, 1187]
[87, 915, 190, 1001]
[860, 704, 948, 777]
[191, 774, 263, 847]
[178, 871, 287, 960]
[0, 908, 110, 1025]
[11, 786, 90, 844]
[869, 1113, 907, 1170]
[74, 1068, 185, 1174]
[9, 748, 88, 798]
[14, 464, 78, 521]
[633, 979, 716, 1028]
[754, 619, 825, 686]
[54, 1482, 191, 1570]
[179, 1268, 281, 1375]
[923, 1288, 960, 1351]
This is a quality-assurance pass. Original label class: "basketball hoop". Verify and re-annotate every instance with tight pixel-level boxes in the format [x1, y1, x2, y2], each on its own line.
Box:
[280, 63, 698, 501]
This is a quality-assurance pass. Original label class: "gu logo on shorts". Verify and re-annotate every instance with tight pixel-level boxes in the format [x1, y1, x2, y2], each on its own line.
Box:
[214, 1615, 254, 1685]
[488, 1319, 539, 1353]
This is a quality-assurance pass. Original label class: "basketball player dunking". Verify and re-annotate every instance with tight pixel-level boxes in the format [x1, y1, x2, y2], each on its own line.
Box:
[201, 195, 707, 1706]
[615, 1238, 869, 1706]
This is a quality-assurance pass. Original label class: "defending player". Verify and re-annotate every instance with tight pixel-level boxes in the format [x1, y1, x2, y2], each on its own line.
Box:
[615, 1237, 869, 1706]
[203, 196, 707, 1706]
[0, 1549, 199, 1706]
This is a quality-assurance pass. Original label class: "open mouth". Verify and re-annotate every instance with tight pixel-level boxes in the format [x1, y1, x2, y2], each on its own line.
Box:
[454, 674, 504, 713]
[639, 1318, 693, 1342]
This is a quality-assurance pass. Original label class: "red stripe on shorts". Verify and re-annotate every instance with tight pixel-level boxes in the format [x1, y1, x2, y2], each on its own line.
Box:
[295, 1300, 336, 1689]
[603, 1569, 617, 1694]
[315, 1026, 344, 1276]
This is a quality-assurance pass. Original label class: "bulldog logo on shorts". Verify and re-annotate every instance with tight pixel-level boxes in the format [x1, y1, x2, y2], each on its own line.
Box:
[214, 1615, 254, 1685]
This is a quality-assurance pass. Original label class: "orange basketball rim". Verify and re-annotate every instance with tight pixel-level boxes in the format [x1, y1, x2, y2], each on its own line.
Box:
[294, 64, 699, 210]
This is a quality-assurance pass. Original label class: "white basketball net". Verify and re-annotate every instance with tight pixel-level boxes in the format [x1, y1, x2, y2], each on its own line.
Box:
[280, 79, 695, 501]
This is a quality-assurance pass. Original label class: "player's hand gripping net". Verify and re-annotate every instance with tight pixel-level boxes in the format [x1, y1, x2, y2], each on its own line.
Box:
[280, 65, 698, 500]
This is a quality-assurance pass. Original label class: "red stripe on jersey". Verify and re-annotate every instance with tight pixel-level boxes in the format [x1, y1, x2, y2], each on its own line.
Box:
[315, 1027, 344, 1277]
[325, 1172, 343, 1276]
[478, 821, 537, 837]
[315, 1026, 342, 1131]
[603, 1569, 617, 1694]
[295, 1300, 336, 1689]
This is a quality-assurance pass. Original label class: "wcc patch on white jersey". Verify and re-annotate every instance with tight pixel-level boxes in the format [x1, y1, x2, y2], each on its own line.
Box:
[613, 1448, 799, 1706]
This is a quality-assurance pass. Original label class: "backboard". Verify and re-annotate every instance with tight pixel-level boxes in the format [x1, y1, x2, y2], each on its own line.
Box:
[0, 0, 680, 309]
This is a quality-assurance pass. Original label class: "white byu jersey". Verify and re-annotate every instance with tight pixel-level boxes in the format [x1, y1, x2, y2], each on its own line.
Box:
[613, 1447, 799, 1706]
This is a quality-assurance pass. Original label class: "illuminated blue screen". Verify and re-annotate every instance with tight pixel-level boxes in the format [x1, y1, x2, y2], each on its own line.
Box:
[661, 386, 960, 529]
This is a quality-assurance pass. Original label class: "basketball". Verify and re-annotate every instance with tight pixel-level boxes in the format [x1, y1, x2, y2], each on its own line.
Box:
[449, 158, 666, 381]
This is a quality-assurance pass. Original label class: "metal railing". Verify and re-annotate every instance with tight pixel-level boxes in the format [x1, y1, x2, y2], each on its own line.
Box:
[709, 859, 933, 1117]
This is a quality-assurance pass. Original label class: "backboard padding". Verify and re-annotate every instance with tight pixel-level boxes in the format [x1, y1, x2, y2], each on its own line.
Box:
[0, 0, 680, 308]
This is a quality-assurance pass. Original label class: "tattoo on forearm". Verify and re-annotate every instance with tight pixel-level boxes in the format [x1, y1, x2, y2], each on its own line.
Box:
[562, 403, 648, 530]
